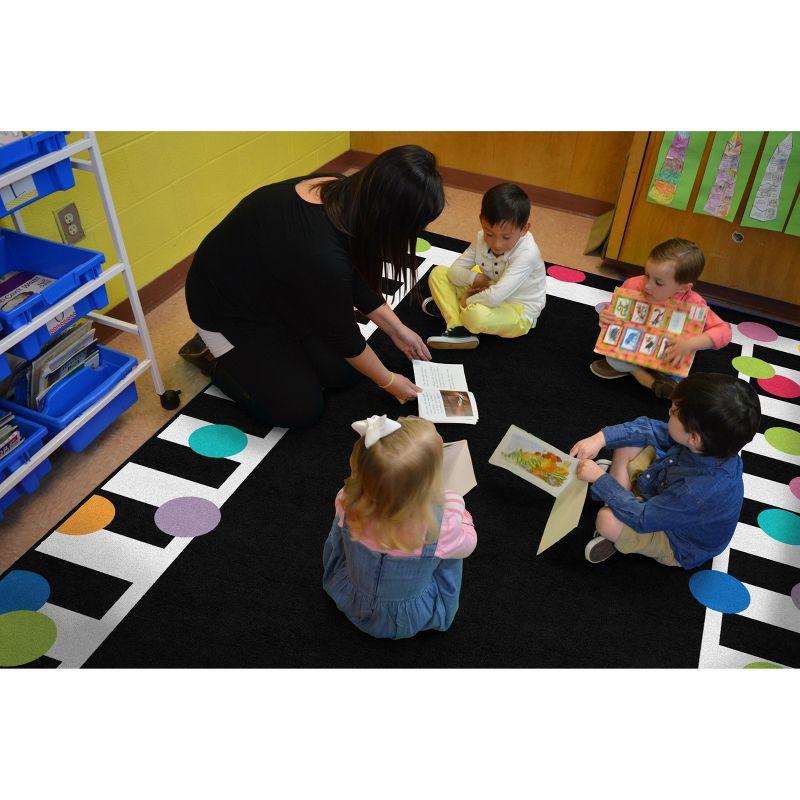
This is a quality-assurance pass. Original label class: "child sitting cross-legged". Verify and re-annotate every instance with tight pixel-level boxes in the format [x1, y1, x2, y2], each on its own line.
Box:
[592, 238, 732, 399]
[569, 373, 761, 568]
[424, 182, 546, 350]
[323, 415, 477, 639]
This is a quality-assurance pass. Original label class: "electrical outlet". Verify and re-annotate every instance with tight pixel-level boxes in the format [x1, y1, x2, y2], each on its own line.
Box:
[55, 202, 85, 245]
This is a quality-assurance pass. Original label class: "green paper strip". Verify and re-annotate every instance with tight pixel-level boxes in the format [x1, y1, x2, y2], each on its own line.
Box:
[646, 131, 708, 210]
[785, 194, 800, 237]
[693, 132, 764, 222]
[741, 132, 800, 231]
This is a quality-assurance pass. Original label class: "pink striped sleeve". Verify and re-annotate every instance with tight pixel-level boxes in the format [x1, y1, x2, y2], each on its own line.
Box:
[434, 490, 477, 560]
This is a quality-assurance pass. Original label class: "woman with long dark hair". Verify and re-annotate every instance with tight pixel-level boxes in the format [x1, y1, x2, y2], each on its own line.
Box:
[182, 145, 445, 428]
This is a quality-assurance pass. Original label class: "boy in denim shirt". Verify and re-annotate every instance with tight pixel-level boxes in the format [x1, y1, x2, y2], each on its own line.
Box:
[570, 373, 761, 567]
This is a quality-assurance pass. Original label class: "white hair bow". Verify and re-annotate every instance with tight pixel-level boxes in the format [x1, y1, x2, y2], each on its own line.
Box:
[351, 414, 402, 448]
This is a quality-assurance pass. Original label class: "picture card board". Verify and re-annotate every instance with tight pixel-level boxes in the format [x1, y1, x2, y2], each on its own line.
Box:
[593, 287, 707, 378]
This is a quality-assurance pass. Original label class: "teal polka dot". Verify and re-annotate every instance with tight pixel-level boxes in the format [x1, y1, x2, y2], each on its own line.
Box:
[188, 424, 247, 458]
[757, 508, 800, 545]
[689, 570, 750, 614]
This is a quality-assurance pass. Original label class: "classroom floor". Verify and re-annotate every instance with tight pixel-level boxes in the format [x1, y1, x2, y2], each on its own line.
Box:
[0, 186, 605, 573]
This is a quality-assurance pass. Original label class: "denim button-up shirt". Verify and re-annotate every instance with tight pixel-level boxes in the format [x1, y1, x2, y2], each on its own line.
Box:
[591, 416, 744, 569]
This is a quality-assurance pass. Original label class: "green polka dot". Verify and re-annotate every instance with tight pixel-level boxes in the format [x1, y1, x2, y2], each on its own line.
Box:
[744, 661, 782, 668]
[731, 356, 775, 379]
[0, 610, 57, 667]
[764, 427, 800, 456]
[188, 424, 248, 458]
[415, 238, 431, 253]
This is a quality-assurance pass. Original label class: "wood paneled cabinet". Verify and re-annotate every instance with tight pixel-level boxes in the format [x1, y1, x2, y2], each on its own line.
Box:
[607, 132, 800, 309]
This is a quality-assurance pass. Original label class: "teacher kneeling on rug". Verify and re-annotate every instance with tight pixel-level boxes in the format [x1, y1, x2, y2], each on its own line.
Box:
[182, 145, 444, 428]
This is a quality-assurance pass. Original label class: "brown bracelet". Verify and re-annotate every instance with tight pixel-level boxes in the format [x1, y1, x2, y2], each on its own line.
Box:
[377, 372, 395, 389]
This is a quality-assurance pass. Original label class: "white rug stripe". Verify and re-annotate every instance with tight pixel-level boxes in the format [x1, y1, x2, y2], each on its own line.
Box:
[743, 473, 800, 512]
[729, 522, 800, 570]
[102, 463, 223, 507]
[41, 604, 106, 666]
[731, 326, 800, 356]
[37, 529, 172, 584]
[739, 583, 800, 635]
[743, 433, 800, 467]
[545, 276, 611, 307]
[758, 394, 800, 424]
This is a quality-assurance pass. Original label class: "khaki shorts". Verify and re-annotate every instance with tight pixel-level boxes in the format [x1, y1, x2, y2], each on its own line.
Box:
[614, 446, 680, 567]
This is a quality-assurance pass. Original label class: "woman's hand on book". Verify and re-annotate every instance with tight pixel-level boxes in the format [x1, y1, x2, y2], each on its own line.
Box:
[384, 374, 423, 404]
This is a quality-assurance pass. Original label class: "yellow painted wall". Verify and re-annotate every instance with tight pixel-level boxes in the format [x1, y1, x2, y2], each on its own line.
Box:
[2, 131, 350, 308]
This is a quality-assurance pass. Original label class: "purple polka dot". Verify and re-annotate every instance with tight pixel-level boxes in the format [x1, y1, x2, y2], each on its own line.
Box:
[595, 301, 610, 314]
[738, 321, 778, 342]
[154, 497, 221, 537]
[790, 477, 800, 502]
[547, 265, 586, 283]
[792, 583, 800, 611]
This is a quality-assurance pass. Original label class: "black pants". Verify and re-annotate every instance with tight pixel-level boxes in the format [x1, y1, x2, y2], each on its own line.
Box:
[208, 321, 361, 429]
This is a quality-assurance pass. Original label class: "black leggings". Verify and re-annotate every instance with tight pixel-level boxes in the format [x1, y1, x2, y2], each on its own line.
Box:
[208, 323, 361, 429]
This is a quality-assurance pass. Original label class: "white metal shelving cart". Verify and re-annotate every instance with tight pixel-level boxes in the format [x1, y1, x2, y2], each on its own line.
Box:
[0, 131, 181, 502]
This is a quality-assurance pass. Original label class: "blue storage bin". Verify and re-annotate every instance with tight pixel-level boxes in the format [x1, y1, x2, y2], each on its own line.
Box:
[0, 354, 10, 382]
[0, 345, 138, 454]
[0, 132, 75, 218]
[0, 228, 107, 360]
[0, 416, 51, 520]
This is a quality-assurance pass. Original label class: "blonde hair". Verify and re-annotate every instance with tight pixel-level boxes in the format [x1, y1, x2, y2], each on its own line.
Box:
[649, 238, 705, 284]
[342, 416, 443, 552]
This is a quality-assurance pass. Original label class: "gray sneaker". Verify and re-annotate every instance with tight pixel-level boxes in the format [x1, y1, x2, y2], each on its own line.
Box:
[585, 534, 617, 564]
[427, 326, 479, 350]
[421, 297, 443, 318]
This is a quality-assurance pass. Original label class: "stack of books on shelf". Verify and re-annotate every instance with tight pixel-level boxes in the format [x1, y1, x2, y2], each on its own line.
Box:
[2, 320, 98, 410]
[0, 410, 23, 459]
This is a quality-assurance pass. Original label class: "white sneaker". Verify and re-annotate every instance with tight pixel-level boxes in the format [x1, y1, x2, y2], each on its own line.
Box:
[585, 534, 617, 564]
[422, 297, 443, 318]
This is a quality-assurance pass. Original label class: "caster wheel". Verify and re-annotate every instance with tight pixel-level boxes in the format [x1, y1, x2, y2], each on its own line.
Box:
[160, 389, 182, 410]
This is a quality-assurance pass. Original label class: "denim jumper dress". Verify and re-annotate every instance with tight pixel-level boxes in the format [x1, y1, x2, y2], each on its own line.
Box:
[322, 509, 463, 639]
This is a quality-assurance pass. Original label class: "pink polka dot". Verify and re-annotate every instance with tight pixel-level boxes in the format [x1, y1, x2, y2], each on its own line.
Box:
[757, 375, 800, 399]
[547, 265, 586, 283]
[738, 321, 778, 342]
[595, 301, 609, 313]
[790, 477, 800, 502]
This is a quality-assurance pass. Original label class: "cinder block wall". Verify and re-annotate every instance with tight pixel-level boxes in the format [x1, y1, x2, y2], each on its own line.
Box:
[2, 131, 350, 308]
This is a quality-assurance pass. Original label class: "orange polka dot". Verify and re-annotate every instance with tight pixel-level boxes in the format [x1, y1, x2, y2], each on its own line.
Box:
[58, 495, 116, 535]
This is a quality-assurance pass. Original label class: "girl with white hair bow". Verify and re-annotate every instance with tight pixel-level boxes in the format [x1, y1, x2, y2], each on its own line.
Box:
[322, 415, 477, 639]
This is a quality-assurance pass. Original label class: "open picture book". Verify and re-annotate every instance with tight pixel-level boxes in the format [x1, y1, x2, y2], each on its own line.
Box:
[412, 360, 478, 424]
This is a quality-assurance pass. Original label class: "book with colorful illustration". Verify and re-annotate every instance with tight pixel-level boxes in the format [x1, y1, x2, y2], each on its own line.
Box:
[593, 287, 708, 378]
[489, 425, 576, 498]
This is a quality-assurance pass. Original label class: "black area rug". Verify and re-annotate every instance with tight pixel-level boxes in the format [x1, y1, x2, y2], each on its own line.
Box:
[6, 231, 798, 668]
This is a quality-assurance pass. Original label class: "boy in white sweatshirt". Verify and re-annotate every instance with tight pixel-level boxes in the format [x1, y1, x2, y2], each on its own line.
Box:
[425, 183, 546, 350]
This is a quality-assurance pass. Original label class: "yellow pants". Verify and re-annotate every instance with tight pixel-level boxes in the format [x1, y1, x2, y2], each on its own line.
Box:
[428, 265, 533, 338]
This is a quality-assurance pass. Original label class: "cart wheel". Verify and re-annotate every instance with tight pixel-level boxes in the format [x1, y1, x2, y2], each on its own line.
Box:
[160, 389, 182, 410]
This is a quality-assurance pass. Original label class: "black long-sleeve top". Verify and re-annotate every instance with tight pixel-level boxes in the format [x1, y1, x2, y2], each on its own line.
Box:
[184, 176, 384, 358]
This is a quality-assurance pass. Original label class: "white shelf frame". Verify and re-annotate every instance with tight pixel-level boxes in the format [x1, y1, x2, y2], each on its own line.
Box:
[0, 132, 172, 502]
